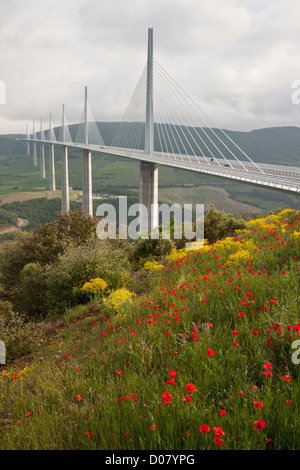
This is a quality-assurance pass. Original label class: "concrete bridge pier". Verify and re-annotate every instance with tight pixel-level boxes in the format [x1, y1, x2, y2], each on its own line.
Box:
[49, 143, 56, 191]
[82, 149, 93, 216]
[40, 142, 46, 179]
[61, 145, 70, 214]
[139, 161, 158, 234]
[26, 123, 30, 155]
[33, 142, 37, 167]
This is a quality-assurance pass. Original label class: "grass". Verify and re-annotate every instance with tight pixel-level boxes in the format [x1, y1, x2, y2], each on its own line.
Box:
[1, 208, 300, 449]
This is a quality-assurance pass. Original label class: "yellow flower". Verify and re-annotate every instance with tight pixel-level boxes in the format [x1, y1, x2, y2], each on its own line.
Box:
[143, 261, 164, 272]
[166, 248, 188, 261]
[227, 249, 251, 265]
[104, 289, 136, 313]
[81, 278, 108, 295]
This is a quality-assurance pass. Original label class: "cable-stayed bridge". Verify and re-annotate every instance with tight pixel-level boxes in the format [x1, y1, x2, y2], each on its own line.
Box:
[21, 28, 300, 232]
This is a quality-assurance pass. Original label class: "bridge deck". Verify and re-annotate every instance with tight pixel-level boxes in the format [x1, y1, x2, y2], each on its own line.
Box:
[21, 138, 300, 195]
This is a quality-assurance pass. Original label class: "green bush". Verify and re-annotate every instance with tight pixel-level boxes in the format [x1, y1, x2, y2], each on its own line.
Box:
[204, 205, 247, 244]
[45, 240, 131, 315]
[0, 310, 35, 363]
[13, 263, 47, 319]
[130, 237, 174, 268]
[0, 300, 15, 318]
[0, 209, 98, 301]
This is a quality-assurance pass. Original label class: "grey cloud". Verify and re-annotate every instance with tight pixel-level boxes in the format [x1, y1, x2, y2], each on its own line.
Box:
[0, 0, 299, 134]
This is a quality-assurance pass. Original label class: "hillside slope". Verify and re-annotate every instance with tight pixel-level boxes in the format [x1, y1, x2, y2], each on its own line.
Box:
[1, 208, 300, 450]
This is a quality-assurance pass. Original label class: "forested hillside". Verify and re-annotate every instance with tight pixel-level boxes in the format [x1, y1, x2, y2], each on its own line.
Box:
[2, 125, 300, 166]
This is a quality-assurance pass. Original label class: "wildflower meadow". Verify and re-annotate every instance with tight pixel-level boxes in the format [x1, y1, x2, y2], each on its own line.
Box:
[1, 207, 300, 450]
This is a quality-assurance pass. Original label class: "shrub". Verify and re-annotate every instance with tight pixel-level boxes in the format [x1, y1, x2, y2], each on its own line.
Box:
[130, 237, 174, 268]
[0, 310, 35, 362]
[103, 288, 136, 314]
[143, 260, 165, 272]
[204, 205, 247, 244]
[45, 240, 131, 315]
[81, 278, 108, 303]
[0, 300, 14, 319]
[0, 209, 98, 299]
[13, 262, 47, 319]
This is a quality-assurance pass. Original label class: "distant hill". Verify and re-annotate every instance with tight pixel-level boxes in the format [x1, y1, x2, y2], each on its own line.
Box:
[1, 125, 300, 217]
[2, 124, 300, 167]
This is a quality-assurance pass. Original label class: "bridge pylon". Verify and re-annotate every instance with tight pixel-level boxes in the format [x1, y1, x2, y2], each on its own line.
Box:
[39, 117, 46, 179]
[26, 123, 30, 156]
[32, 120, 37, 167]
[140, 27, 159, 234]
[61, 104, 70, 214]
[48, 112, 56, 191]
[82, 86, 93, 216]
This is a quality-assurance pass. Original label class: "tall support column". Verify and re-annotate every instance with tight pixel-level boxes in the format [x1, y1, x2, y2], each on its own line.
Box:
[49, 143, 56, 191]
[40, 117, 46, 178]
[48, 112, 56, 191]
[82, 149, 93, 216]
[139, 27, 158, 233]
[26, 123, 30, 156]
[32, 120, 37, 167]
[61, 145, 69, 214]
[33, 142, 37, 166]
[40, 143, 45, 178]
[61, 104, 70, 214]
[139, 161, 158, 233]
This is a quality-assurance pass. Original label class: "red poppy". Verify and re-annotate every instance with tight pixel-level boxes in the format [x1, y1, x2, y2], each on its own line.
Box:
[169, 370, 177, 377]
[253, 401, 264, 409]
[166, 379, 176, 385]
[186, 383, 197, 393]
[213, 437, 224, 446]
[206, 349, 215, 356]
[262, 362, 272, 369]
[150, 424, 158, 430]
[219, 410, 226, 416]
[199, 424, 210, 433]
[263, 371, 272, 377]
[254, 419, 266, 430]
[162, 392, 172, 404]
[214, 426, 225, 437]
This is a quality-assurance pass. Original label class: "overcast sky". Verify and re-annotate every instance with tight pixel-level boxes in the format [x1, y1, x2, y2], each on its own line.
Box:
[0, 0, 300, 135]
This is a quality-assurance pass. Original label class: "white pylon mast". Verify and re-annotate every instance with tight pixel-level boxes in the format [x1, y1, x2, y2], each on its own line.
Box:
[145, 27, 154, 156]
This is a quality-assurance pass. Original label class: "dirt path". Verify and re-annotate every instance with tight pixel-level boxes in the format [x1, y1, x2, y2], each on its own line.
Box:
[0, 217, 27, 234]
